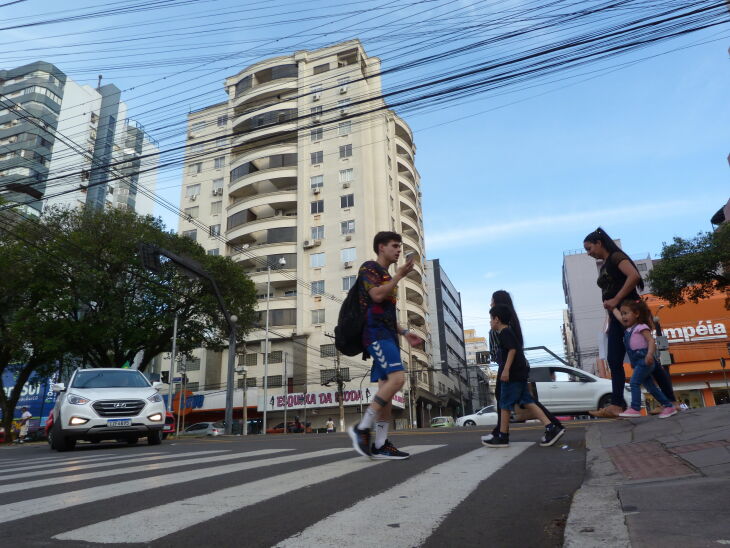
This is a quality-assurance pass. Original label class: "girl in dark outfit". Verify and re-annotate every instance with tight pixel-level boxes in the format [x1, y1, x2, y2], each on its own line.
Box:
[584, 227, 677, 418]
[482, 290, 563, 444]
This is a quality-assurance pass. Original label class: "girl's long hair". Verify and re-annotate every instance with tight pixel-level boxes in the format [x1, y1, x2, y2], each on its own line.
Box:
[620, 299, 655, 330]
[492, 290, 523, 347]
[583, 226, 645, 291]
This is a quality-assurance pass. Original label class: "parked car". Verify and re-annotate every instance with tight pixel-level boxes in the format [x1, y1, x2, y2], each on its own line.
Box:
[162, 412, 175, 439]
[430, 416, 455, 428]
[266, 421, 312, 434]
[0, 425, 5, 443]
[180, 422, 224, 436]
[529, 365, 631, 414]
[456, 405, 499, 427]
[48, 368, 166, 451]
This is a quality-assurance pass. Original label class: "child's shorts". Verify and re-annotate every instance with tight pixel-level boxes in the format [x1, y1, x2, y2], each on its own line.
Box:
[499, 381, 535, 410]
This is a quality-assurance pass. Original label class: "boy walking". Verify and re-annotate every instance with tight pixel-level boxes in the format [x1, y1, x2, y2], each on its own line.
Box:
[483, 305, 565, 448]
[348, 231, 422, 459]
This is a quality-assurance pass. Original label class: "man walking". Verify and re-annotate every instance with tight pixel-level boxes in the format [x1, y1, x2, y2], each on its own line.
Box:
[17, 406, 32, 443]
[348, 231, 422, 459]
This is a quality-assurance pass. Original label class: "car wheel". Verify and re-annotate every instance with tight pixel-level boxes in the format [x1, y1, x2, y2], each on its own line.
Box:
[463, 420, 476, 426]
[47, 430, 53, 447]
[50, 419, 75, 452]
[598, 395, 612, 409]
[126, 437, 139, 445]
[148, 430, 162, 445]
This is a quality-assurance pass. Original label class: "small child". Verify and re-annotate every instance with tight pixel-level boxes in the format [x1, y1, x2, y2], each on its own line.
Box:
[482, 305, 565, 448]
[617, 300, 677, 419]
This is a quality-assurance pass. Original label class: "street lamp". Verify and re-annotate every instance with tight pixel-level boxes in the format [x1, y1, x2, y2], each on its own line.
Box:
[440, 360, 465, 417]
[263, 256, 286, 435]
[235, 364, 247, 436]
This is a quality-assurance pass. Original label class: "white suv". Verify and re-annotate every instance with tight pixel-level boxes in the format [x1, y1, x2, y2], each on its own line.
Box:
[49, 368, 166, 451]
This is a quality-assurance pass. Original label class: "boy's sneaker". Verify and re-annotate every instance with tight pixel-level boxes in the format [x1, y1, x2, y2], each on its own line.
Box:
[618, 408, 642, 418]
[348, 424, 372, 458]
[658, 406, 677, 419]
[371, 439, 410, 460]
[539, 424, 566, 447]
[482, 434, 510, 448]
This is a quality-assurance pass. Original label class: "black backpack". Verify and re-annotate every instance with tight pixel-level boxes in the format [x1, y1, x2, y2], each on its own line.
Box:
[335, 274, 368, 357]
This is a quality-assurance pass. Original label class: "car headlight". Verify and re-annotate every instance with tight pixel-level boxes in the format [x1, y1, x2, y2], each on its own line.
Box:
[69, 416, 89, 425]
[67, 394, 90, 405]
[147, 413, 163, 421]
[148, 393, 163, 403]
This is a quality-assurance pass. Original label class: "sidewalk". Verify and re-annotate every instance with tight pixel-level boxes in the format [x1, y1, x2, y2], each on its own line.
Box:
[565, 405, 730, 548]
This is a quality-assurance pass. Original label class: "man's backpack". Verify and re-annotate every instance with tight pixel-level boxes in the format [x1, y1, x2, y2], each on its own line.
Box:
[335, 274, 367, 357]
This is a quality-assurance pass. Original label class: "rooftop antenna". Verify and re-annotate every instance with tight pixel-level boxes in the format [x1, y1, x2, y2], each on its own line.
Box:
[97, 74, 103, 90]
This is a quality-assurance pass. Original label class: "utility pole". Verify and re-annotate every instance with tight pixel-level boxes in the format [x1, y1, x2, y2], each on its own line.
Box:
[283, 352, 288, 435]
[325, 332, 346, 432]
[168, 314, 178, 415]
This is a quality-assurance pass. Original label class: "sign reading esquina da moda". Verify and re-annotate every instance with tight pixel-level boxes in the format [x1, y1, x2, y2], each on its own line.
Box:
[257, 389, 406, 412]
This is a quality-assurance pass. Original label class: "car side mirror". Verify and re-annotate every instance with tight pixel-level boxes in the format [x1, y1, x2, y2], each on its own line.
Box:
[152, 381, 164, 390]
[51, 383, 65, 393]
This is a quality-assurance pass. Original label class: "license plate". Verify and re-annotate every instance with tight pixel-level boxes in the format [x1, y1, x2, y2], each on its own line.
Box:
[107, 419, 131, 427]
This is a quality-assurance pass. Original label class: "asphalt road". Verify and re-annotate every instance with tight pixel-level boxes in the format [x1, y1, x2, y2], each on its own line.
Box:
[0, 422, 591, 547]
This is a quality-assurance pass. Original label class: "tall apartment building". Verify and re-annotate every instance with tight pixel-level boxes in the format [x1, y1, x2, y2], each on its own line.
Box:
[464, 328, 491, 413]
[0, 61, 158, 216]
[561, 240, 654, 375]
[425, 258, 467, 419]
[178, 40, 430, 430]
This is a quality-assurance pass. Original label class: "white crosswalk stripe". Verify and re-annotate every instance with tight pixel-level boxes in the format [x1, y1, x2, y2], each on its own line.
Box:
[0, 447, 352, 523]
[54, 445, 445, 544]
[0, 450, 228, 481]
[0, 449, 286, 494]
[276, 443, 532, 547]
[1, 451, 167, 473]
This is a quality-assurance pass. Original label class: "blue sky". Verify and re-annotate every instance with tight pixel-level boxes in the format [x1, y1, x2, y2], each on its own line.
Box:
[3, 0, 728, 357]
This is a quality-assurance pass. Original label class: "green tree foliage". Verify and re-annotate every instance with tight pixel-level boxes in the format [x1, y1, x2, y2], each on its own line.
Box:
[647, 223, 730, 308]
[0, 207, 256, 442]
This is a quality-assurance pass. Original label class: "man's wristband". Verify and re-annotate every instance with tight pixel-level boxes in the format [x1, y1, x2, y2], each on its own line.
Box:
[399, 328, 410, 336]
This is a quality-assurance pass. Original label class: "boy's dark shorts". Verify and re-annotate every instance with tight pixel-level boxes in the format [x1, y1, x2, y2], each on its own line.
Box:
[499, 381, 535, 410]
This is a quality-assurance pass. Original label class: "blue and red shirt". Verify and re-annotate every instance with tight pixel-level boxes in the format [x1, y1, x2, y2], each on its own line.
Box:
[358, 260, 399, 347]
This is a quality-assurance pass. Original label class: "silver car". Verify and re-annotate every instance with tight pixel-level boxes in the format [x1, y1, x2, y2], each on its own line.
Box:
[180, 422, 224, 437]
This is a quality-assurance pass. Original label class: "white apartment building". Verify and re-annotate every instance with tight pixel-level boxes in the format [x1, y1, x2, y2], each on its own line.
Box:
[177, 40, 430, 431]
[562, 241, 654, 375]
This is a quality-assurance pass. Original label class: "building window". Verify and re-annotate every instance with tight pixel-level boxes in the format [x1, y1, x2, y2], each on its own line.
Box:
[188, 163, 202, 175]
[312, 309, 325, 324]
[217, 115, 228, 127]
[246, 377, 257, 387]
[310, 151, 323, 165]
[339, 168, 353, 183]
[186, 382, 199, 392]
[313, 63, 329, 74]
[310, 200, 324, 214]
[310, 128, 323, 142]
[212, 178, 224, 192]
[310, 253, 325, 268]
[339, 144, 352, 158]
[216, 137, 228, 149]
[243, 353, 257, 366]
[311, 280, 325, 295]
[340, 220, 355, 234]
[214, 156, 225, 169]
[320, 344, 336, 358]
[311, 226, 324, 240]
[190, 143, 204, 154]
[320, 368, 350, 383]
[340, 194, 354, 208]
[338, 121, 351, 136]
[210, 201, 222, 216]
[341, 247, 356, 263]
[268, 351, 283, 364]
[209, 224, 221, 236]
[310, 105, 323, 117]
[267, 375, 283, 388]
[191, 121, 206, 132]
[182, 229, 197, 241]
[310, 175, 323, 189]
[184, 206, 199, 219]
[342, 275, 356, 291]
[207, 249, 220, 256]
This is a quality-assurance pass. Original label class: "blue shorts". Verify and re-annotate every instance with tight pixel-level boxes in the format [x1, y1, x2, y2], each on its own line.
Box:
[499, 381, 535, 410]
[368, 339, 405, 382]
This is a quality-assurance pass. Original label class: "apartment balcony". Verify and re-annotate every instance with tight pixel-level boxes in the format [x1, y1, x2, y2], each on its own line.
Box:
[228, 189, 297, 214]
[233, 81, 298, 113]
[404, 277, 426, 301]
[231, 242, 296, 263]
[394, 119, 415, 151]
[232, 107, 298, 149]
[397, 159, 417, 186]
[401, 231, 422, 257]
[398, 173, 417, 197]
[230, 175, 297, 202]
[396, 143, 414, 165]
[231, 62, 298, 109]
[242, 267, 297, 285]
[399, 194, 420, 220]
[406, 301, 427, 327]
[226, 209, 297, 246]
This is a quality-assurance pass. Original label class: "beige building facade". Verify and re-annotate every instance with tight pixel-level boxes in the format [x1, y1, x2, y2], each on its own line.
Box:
[176, 41, 430, 431]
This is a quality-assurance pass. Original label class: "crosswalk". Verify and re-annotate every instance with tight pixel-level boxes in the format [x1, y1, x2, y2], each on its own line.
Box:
[0, 436, 556, 547]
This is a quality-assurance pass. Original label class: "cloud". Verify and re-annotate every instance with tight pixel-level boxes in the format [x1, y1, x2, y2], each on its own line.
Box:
[426, 198, 708, 249]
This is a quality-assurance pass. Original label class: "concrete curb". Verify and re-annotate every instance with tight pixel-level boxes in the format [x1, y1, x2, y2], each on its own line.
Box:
[564, 426, 631, 547]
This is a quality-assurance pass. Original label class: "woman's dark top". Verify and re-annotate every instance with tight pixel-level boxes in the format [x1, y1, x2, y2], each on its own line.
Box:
[596, 251, 640, 302]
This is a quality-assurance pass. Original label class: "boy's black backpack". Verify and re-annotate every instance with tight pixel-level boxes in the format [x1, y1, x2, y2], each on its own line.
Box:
[335, 274, 367, 357]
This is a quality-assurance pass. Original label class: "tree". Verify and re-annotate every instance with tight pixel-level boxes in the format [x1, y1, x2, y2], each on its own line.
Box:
[647, 223, 730, 309]
[0, 207, 257, 443]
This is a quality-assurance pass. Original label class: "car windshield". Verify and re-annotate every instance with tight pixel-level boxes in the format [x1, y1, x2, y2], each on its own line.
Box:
[431, 418, 447, 424]
[71, 370, 151, 389]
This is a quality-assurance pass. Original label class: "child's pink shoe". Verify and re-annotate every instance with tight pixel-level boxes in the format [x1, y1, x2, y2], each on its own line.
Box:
[618, 408, 642, 418]
[658, 407, 677, 419]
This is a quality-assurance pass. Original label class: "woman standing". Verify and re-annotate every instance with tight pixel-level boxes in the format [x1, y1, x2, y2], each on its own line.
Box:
[482, 290, 563, 444]
[584, 228, 643, 418]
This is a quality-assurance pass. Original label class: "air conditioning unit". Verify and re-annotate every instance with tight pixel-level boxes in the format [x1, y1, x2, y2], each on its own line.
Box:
[339, 86, 348, 94]
[312, 93, 321, 102]
[344, 261, 353, 269]
[345, 235, 352, 241]
[212, 188, 223, 196]
[303, 240, 314, 249]
[342, 182, 350, 188]
[313, 115, 321, 123]
[189, 194, 198, 201]
[313, 187, 321, 194]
